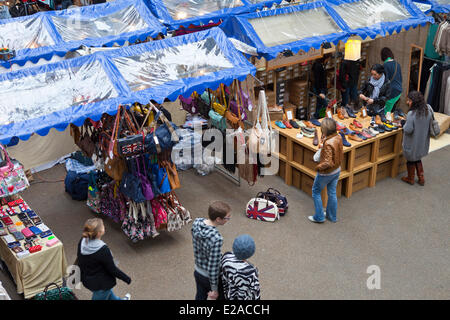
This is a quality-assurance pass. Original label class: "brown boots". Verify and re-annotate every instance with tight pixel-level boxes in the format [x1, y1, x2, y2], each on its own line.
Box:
[415, 161, 425, 186]
[401, 161, 425, 186]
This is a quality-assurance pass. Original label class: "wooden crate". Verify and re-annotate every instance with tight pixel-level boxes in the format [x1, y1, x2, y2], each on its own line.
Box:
[279, 135, 287, 157]
[301, 172, 315, 197]
[398, 154, 407, 174]
[378, 135, 396, 158]
[292, 167, 302, 190]
[303, 148, 316, 171]
[278, 159, 286, 180]
[352, 168, 371, 193]
[354, 144, 373, 169]
[292, 142, 304, 165]
[376, 160, 394, 182]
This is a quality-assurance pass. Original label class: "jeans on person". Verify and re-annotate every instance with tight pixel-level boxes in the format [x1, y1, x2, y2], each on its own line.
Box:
[194, 271, 211, 300]
[342, 85, 358, 107]
[312, 170, 340, 222]
[92, 289, 122, 300]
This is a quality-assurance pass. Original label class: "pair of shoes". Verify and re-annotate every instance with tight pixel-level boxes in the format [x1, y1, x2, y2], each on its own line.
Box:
[383, 121, 398, 130]
[275, 120, 286, 129]
[309, 118, 321, 126]
[355, 132, 367, 140]
[339, 132, 351, 147]
[361, 129, 375, 138]
[371, 124, 385, 133]
[349, 123, 359, 131]
[337, 107, 345, 120]
[302, 127, 315, 138]
[303, 121, 315, 128]
[297, 120, 307, 128]
[308, 216, 325, 223]
[283, 120, 293, 129]
[415, 161, 425, 186]
[344, 105, 357, 118]
[336, 122, 346, 131]
[367, 127, 379, 136]
[289, 120, 300, 128]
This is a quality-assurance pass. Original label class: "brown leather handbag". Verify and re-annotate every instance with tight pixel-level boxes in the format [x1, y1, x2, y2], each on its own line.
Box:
[225, 80, 244, 130]
[77, 123, 96, 158]
[104, 156, 127, 181]
[163, 160, 180, 190]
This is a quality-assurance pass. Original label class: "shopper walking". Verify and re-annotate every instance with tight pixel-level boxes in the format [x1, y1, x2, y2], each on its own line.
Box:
[359, 64, 392, 121]
[311, 54, 332, 119]
[401, 91, 432, 186]
[309, 118, 343, 223]
[77, 218, 131, 300]
[381, 47, 403, 116]
[192, 201, 231, 300]
[220, 234, 260, 300]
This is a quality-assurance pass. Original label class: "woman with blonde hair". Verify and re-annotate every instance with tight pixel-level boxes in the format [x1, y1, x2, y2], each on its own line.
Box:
[77, 218, 131, 300]
[309, 118, 343, 223]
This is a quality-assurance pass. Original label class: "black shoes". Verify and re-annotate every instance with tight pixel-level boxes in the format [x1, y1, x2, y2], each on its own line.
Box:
[344, 105, 357, 118]
[289, 120, 300, 129]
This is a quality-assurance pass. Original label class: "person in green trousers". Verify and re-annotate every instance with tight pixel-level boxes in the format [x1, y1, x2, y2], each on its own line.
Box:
[381, 47, 402, 115]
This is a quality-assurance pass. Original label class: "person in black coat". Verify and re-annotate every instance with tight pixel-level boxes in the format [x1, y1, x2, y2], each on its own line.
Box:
[339, 59, 361, 111]
[359, 64, 391, 121]
[311, 54, 332, 119]
[77, 218, 132, 300]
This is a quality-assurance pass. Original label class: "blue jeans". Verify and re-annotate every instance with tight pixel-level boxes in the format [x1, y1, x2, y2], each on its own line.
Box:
[92, 289, 122, 300]
[342, 85, 358, 107]
[312, 171, 340, 222]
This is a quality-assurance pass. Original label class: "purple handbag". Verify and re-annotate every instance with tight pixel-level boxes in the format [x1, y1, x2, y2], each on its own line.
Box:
[239, 81, 252, 112]
[229, 82, 248, 121]
[136, 157, 154, 201]
[179, 94, 198, 114]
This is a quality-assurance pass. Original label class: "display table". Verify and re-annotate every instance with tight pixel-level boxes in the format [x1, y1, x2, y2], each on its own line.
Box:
[0, 199, 68, 299]
[272, 115, 406, 203]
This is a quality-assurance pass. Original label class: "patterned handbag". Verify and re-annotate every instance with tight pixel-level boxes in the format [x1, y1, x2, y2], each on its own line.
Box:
[0, 144, 30, 198]
[246, 197, 280, 222]
[256, 188, 288, 216]
[161, 196, 183, 232]
[34, 283, 77, 300]
[151, 198, 168, 230]
[169, 192, 192, 224]
[121, 201, 145, 242]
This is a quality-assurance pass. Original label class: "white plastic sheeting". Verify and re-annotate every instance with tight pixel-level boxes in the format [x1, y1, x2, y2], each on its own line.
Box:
[162, 0, 243, 20]
[332, 0, 412, 29]
[248, 6, 342, 47]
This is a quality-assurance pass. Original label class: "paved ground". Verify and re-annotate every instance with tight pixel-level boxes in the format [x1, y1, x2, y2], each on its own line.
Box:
[1, 146, 449, 300]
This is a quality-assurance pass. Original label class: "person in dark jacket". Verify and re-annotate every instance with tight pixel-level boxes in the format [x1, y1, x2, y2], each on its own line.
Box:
[311, 55, 331, 119]
[381, 47, 403, 115]
[77, 218, 131, 300]
[400, 91, 431, 186]
[359, 64, 391, 121]
[339, 59, 361, 112]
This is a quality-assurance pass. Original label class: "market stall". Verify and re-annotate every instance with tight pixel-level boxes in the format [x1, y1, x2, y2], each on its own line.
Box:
[0, 27, 256, 242]
[219, 0, 433, 198]
[0, 0, 166, 69]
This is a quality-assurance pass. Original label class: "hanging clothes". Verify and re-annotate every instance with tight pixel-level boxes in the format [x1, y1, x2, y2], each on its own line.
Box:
[439, 69, 450, 113]
[426, 24, 441, 60]
[433, 21, 450, 57]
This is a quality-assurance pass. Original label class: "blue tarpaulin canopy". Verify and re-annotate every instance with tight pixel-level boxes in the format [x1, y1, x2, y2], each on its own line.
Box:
[412, 0, 450, 13]
[0, 0, 166, 68]
[220, 0, 433, 60]
[220, 1, 350, 60]
[145, 0, 283, 31]
[327, 0, 434, 39]
[0, 27, 256, 145]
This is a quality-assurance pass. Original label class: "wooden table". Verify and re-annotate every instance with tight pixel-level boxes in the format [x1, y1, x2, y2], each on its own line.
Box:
[272, 114, 406, 204]
[0, 198, 67, 299]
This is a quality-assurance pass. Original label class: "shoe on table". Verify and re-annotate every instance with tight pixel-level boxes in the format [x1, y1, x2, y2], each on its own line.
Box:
[348, 133, 363, 142]
[381, 124, 393, 132]
[283, 119, 293, 129]
[372, 125, 385, 133]
[308, 216, 325, 223]
[296, 131, 304, 139]
[368, 127, 379, 136]
[375, 115, 383, 125]
[289, 120, 300, 129]
[313, 130, 319, 146]
[275, 120, 286, 129]
[336, 122, 346, 131]
[297, 120, 307, 128]
[349, 123, 359, 131]
[303, 121, 315, 128]
[352, 119, 363, 128]
[361, 129, 374, 138]
[345, 105, 357, 118]
[383, 121, 397, 130]
[302, 127, 315, 138]
[356, 132, 367, 140]
[339, 132, 352, 147]
[370, 116, 376, 126]
[342, 107, 349, 119]
[309, 118, 321, 127]
[337, 107, 345, 120]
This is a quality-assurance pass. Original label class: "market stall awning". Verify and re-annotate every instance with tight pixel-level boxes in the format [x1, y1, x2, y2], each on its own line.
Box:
[326, 0, 434, 39]
[0, 0, 166, 68]
[145, 0, 284, 30]
[220, 1, 350, 60]
[0, 28, 255, 145]
[412, 0, 450, 13]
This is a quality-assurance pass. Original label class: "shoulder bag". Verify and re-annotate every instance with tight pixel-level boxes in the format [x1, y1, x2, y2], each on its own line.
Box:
[246, 196, 279, 222]
[428, 104, 440, 137]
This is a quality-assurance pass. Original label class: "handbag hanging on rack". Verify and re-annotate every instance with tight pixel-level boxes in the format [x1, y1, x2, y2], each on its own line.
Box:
[0, 144, 30, 198]
[144, 109, 179, 154]
[225, 80, 245, 130]
[209, 88, 227, 131]
[77, 122, 96, 158]
[249, 90, 273, 156]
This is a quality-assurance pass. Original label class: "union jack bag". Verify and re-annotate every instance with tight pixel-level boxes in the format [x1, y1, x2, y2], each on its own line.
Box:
[246, 197, 279, 222]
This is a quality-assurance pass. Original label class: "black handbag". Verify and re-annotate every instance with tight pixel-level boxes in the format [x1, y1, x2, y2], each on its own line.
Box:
[145, 111, 179, 154]
[119, 160, 146, 203]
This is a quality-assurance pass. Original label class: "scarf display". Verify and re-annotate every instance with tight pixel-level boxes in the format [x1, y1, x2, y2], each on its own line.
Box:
[369, 73, 385, 99]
